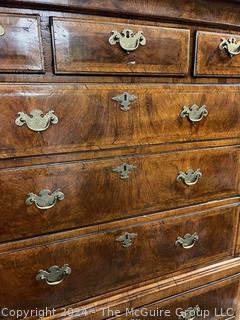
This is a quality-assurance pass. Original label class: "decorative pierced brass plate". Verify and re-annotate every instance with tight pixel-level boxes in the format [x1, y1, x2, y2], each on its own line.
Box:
[180, 104, 208, 123]
[117, 232, 137, 248]
[177, 169, 202, 186]
[109, 29, 146, 53]
[15, 109, 58, 132]
[178, 306, 201, 320]
[112, 92, 137, 111]
[219, 37, 240, 57]
[112, 163, 137, 179]
[36, 265, 71, 286]
[26, 189, 64, 210]
[176, 233, 199, 249]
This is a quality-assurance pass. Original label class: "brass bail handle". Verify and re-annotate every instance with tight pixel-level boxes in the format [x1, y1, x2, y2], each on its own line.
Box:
[36, 265, 71, 286]
[180, 105, 208, 123]
[109, 28, 146, 53]
[15, 109, 58, 132]
[176, 233, 199, 249]
[26, 189, 64, 210]
[0, 24, 4, 36]
[219, 37, 240, 57]
[178, 306, 201, 320]
[176, 169, 203, 186]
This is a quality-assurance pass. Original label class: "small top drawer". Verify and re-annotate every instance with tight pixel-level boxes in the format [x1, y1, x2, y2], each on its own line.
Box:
[51, 17, 190, 75]
[0, 14, 44, 73]
[195, 31, 240, 77]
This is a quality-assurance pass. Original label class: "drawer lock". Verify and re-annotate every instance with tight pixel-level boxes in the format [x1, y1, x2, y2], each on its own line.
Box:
[112, 92, 137, 111]
[117, 232, 137, 248]
[112, 163, 137, 180]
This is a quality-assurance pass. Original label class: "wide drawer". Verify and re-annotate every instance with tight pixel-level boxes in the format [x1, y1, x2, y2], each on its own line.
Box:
[113, 275, 240, 320]
[0, 14, 44, 73]
[1, 84, 240, 159]
[195, 31, 240, 77]
[51, 17, 190, 75]
[0, 146, 239, 242]
[0, 206, 238, 311]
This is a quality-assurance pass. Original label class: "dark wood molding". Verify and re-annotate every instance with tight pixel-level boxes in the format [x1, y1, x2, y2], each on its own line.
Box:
[1, 0, 240, 29]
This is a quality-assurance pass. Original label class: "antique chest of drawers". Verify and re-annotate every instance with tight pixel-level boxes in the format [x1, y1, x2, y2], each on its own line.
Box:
[0, 1, 239, 320]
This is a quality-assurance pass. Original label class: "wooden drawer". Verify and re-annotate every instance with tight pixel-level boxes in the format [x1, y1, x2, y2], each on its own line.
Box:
[0, 14, 44, 73]
[51, 17, 190, 75]
[113, 275, 240, 320]
[0, 146, 239, 243]
[195, 31, 240, 77]
[1, 84, 240, 159]
[0, 206, 238, 310]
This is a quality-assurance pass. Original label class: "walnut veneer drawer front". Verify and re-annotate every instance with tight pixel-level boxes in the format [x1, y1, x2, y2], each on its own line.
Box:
[0, 146, 239, 242]
[195, 31, 240, 77]
[0, 207, 237, 310]
[114, 276, 240, 320]
[51, 18, 190, 75]
[0, 14, 44, 73]
[1, 84, 240, 159]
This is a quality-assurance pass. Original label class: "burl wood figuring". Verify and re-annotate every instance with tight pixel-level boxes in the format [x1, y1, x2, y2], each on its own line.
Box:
[0, 1, 239, 320]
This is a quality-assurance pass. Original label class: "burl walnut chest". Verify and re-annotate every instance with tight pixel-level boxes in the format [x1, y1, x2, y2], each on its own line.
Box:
[0, 1, 239, 319]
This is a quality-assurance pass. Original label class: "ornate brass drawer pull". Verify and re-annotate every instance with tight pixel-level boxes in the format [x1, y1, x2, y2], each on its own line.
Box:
[109, 29, 146, 53]
[26, 189, 64, 210]
[176, 233, 199, 249]
[15, 109, 58, 132]
[0, 24, 4, 36]
[219, 37, 240, 57]
[117, 232, 137, 248]
[177, 169, 202, 186]
[112, 163, 137, 180]
[36, 265, 71, 286]
[112, 92, 137, 111]
[178, 306, 201, 320]
[180, 104, 208, 123]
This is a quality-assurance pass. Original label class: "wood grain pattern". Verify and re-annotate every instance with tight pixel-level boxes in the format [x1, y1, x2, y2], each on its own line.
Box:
[1, 138, 240, 170]
[51, 17, 190, 75]
[0, 146, 239, 243]
[0, 13, 44, 72]
[3, 0, 240, 30]
[195, 31, 240, 77]
[0, 207, 237, 311]
[112, 275, 240, 320]
[0, 7, 236, 83]
[1, 84, 240, 159]
[0, 1, 238, 318]
[0, 197, 237, 254]
[33, 258, 240, 320]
